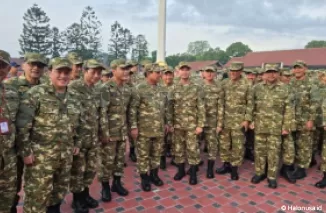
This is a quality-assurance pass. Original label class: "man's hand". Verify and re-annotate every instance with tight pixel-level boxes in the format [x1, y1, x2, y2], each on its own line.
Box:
[241, 121, 249, 132]
[24, 154, 34, 165]
[249, 122, 255, 130]
[73, 147, 80, 155]
[306, 120, 313, 131]
[131, 128, 139, 140]
[195, 127, 203, 135]
[282, 130, 289, 135]
[216, 127, 222, 134]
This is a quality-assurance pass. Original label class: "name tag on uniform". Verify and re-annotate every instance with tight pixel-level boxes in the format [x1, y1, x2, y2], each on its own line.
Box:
[0, 118, 10, 135]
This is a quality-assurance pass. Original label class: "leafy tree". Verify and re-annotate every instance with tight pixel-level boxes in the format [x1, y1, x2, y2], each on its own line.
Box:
[131, 34, 149, 62]
[19, 4, 52, 56]
[225, 42, 252, 57]
[151, 50, 157, 62]
[305, 40, 326, 48]
[195, 47, 230, 64]
[120, 28, 134, 58]
[165, 53, 196, 68]
[50, 27, 64, 57]
[107, 21, 125, 59]
[187, 40, 211, 55]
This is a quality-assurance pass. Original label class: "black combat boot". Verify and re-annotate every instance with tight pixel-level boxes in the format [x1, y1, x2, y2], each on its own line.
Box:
[72, 192, 89, 213]
[10, 206, 17, 213]
[292, 167, 306, 180]
[174, 163, 186, 181]
[150, 168, 164, 186]
[206, 160, 215, 179]
[216, 162, 231, 174]
[267, 179, 278, 189]
[101, 182, 111, 202]
[129, 147, 137, 162]
[230, 166, 239, 180]
[83, 187, 99, 208]
[160, 156, 166, 170]
[280, 164, 296, 184]
[315, 172, 326, 188]
[140, 173, 151, 192]
[310, 155, 317, 168]
[189, 165, 198, 185]
[187, 165, 199, 175]
[111, 176, 129, 196]
[170, 157, 177, 167]
[46, 203, 61, 213]
[251, 174, 267, 184]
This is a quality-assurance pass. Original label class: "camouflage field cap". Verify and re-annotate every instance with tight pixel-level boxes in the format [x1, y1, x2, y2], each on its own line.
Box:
[67, 52, 83, 65]
[203, 66, 217, 72]
[178, 62, 191, 69]
[0, 49, 10, 65]
[102, 69, 111, 75]
[281, 68, 292, 76]
[140, 59, 152, 67]
[128, 60, 138, 66]
[110, 59, 132, 69]
[175, 65, 180, 70]
[264, 63, 279, 72]
[163, 66, 174, 73]
[24, 52, 47, 65]
[293, 60, 307, 68]
[84, 59, 105, 70]
[229, 61, 244, 71]
[49, 57, 72, 70]
[144, 63, 165, 72]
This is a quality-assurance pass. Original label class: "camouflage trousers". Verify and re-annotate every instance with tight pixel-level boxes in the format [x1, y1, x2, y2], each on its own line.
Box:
[219, 128, 245, 167]
[281, 134, 295, 165]
[137, 135, 163, 174]
[162, 133, 173, 156]
[313, 128, 324, 155]
[70, 147, 98, 193]
[98, 140, 125, 182]
[23, 149, 73, 213]
[203, 127, 218, 160]
[0, 148, 17, 212]
[293, 130, 313, 168]
[255, 134, 282, 180]
[174, 129, 200, 165]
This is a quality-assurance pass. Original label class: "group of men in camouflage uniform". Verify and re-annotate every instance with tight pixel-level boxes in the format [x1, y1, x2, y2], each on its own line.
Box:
[1, 46, 326, 213]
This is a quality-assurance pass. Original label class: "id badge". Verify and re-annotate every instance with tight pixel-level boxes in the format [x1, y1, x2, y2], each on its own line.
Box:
[0, 118, 10, 135]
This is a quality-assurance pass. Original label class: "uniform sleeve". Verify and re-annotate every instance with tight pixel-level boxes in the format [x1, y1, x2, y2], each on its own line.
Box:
[245, 85, 254, 122]
[129, 87, 140, 129]
[309, 83, 317, 121]
[196, 86, 206, 128]
[217, 86, 225, 128]
[166, 87, 174, 126]
[15, 91, 39, 157]
[99, 85, 110, 139]
[282, 87, 293, 131]
[322, 99, 326, 127]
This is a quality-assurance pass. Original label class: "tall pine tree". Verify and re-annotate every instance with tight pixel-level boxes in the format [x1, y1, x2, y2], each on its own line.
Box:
[19, 4, 52, 56]
[107, 21, 125, 60]
[50, 27, 63, 57]
[132, 34, 149, 62]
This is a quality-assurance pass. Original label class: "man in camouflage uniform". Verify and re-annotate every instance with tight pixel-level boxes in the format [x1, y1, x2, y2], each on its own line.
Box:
[290, 60, 316, 179]
[16, 57, 82, 213]
[246, 64, 293, 188]
[129, 63, 167, 191]
[98, 59, 133, 202]
[216, 62, 251, 180]
[4, 52, 48, 213]
[201, 66, 223, 179]
[67, 52, 83, 81]
[255, 68, 264, 83]
[280, 68, 293, 84]
[315, 73, 326, 188]
[167, 62, 206, 185]
[160, 66, 175, 169]
[69, 59, 105, 212]
[0, 50, 20, 213]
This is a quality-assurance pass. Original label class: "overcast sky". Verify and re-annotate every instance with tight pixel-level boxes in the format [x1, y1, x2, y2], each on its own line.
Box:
[1, 0, 326, 57]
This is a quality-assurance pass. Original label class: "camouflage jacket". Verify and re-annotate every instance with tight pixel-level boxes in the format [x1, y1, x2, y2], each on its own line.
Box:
[167, 81, 206, 130]
[160, 83, 173, 125]
[129, 82, 167, 137]
[4, 75, 43, 97]
[16, 83, 82, 157]
[313, 82, 326, 127]
[0, 83, 19, 156]
[100, 81, 132, 141]
[246, 81, 292, 135]
[222, 78, 252, 130]
[68, 79, 101, 148]
[289, 77, 317, 129]
[129, 73, 145, 87]
[202, 81, 224, 128]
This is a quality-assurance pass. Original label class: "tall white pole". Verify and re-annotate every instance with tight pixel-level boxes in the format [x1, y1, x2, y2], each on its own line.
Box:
[157, 0, 166, 62]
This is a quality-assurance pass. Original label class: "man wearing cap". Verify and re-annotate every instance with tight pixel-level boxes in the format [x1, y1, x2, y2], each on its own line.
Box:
[280, 68, 293, 84]
[201, 66, 223, 179]
[246, 63, 292, 188]
[0, 50, 20, 213]
[98, 59, 133, 202]
[5, 52, 48, 212]
[216, 61, 251, 180]
[101, 69, 113, 83]
[129, 63, 167, 191]
[160, 66, 175, 169]
[16, 57, 82, 213]
[289, 60, 317, 179]
[69, 59, 105, 212]
[8, 62, 20, 79]
[67, 52, 83, 81]
[167, 62, 206, 185]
